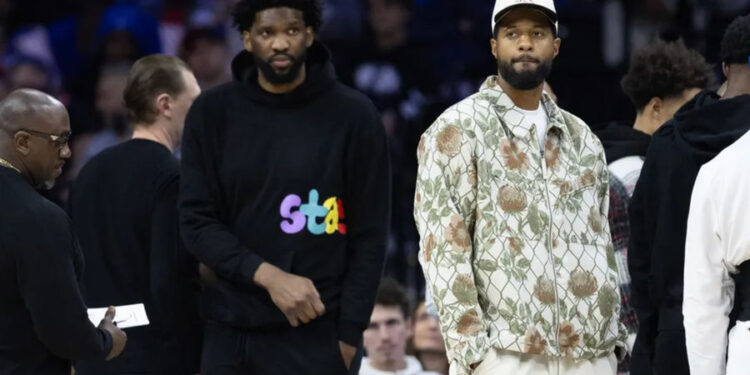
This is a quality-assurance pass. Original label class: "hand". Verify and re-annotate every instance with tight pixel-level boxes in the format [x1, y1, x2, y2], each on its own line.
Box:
[98, 306, 127, 360]
[254, 263, 326, 327]
[339, 341, 356, 370]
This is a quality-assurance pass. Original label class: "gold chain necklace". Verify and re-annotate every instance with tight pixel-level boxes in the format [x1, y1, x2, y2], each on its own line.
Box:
[0, 157, 20, 173]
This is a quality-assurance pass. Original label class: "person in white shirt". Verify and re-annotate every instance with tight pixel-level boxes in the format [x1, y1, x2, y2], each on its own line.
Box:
[684, 131, 750, 375]
[684, 26, 750, 372]
[361, 279, 440, 375]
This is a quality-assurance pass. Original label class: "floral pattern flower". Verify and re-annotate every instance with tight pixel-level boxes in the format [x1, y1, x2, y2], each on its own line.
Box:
[447, 215, 471, 253]
[524, 327, 548, 354]
[436, 125, 462, 157]
[568, 269, 598, 298]
[498, 185, 527, 213]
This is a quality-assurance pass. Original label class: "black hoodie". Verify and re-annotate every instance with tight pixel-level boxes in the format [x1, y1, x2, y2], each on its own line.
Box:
[179, 41, 390, 346]
[628, 90, 750, 373]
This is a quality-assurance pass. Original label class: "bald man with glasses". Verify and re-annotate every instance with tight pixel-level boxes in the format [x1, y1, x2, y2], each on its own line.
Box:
[0, 89, 127, 375]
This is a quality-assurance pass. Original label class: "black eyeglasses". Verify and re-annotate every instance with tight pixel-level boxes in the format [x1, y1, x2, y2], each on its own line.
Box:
[19, 129, 71, 149]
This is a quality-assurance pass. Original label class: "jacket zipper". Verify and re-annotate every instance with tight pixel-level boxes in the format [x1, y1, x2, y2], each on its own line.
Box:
[537, 126, 562, 356]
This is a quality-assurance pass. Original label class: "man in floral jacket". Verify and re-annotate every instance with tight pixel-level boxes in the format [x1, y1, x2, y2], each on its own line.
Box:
[414, 1, 626, 374]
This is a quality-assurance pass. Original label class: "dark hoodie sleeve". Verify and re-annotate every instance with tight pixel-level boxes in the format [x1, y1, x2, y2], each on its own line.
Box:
[179, 95, 264, 287]
[338, 99, 390, 346]
[628, 139, 659, 371]
[15, 211, 112, 360]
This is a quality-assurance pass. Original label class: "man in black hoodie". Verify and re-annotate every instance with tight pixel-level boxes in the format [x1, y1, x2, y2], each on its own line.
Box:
[593, 39, 714, 374]
[179, 1, 390, 374]
[628, 14, 750, 375]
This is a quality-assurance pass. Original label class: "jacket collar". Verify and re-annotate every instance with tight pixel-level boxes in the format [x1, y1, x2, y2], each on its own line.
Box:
[478, 76, 570, 140]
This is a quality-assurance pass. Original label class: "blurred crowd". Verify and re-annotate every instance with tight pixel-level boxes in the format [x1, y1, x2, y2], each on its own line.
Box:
[0, 0, 749, 300]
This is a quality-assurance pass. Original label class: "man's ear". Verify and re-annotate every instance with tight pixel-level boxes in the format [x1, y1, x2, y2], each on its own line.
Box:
[14, 131, 31, 156]
[155, 93, 171, 119]
[406, 317, 414, 338]
[490, 38, 498, 60]
[243, 30, 253, 53]
[306, 26, 315, 48]
[647, 97, 664, 122]
[723, 62, 729, 79]
[553, 37, 561, 58]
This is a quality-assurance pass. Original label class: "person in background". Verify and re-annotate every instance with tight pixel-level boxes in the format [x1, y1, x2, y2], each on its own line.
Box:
[628, 13, 750, 375]
[681, 13, 750, 375]
[67, 62, 131, 180]
[593, 39, 714, 375]
[360, 279, 441, 375]
[69, 55, 202, 375]
[684, 119, 750, 375]
[598, 39, 713, 194]
[179, 26, 232, 89]
[0, 88, 126, 374]
[412, 300, 448, 375]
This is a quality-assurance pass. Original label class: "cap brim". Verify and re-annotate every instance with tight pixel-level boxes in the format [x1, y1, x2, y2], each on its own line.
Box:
[494, 4, 557, 31]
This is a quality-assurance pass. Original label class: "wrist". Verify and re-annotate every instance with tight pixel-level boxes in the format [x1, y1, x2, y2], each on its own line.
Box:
[253, 262, 281, 289]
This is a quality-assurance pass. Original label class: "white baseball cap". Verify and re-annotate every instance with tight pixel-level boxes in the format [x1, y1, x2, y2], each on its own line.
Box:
[492, 0, 558, 34]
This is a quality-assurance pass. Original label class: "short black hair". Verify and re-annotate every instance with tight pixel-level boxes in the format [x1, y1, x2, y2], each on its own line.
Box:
[621, 39, 714, 111]
[720, 14, 750, 65]
[374, 278, 410, 319]
[232, 0, 323, 33]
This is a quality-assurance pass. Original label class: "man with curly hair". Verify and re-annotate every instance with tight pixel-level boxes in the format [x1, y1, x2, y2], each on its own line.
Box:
[629, 13, 750, 375]
[599, 39, 714, 195]
[415, 1, 626, 374]
[593, 39, 714, 375]
[178, 1, 390, 374]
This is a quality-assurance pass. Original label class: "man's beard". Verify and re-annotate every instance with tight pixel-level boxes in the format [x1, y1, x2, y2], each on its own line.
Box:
[255, 52, 306, 85]
[498, 56, 553, 90]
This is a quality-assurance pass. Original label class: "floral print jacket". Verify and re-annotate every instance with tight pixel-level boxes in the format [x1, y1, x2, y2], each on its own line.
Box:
[415, 77, 627, 375]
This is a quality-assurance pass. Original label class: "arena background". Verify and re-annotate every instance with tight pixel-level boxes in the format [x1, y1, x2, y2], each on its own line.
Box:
[3, 0, 748, 299]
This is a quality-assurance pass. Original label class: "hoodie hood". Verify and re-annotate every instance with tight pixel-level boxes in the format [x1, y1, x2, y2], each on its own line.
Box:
[230, 40, 337, 106]
[593, 121, 651, 163]
[668, 90, 750, 165]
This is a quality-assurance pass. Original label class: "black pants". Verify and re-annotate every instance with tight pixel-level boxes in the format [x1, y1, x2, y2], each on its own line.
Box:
[201, 316, 362, 375]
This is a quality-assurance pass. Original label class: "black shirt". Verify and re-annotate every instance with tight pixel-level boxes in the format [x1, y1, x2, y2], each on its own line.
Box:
[0, 166, 112, 375]
[69, 140, 201, 374]
[179, 41, 390, 346]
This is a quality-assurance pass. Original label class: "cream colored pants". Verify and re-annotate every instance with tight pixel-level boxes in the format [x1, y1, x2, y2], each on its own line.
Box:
[473, 348, 617, 375]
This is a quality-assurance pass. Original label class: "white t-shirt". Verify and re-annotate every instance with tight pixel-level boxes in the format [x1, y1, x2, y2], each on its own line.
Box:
[518, 104, 549, 150]
[359, 356, 442, 375]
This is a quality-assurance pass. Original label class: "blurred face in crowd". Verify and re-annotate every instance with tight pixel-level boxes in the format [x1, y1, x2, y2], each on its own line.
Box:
[96, 69, 129, 132]
[8, 63, 50, 92]
[103, 31, 141, 64]
[491, 7, 560, 90]
[16, 105, 72, 189]
[369, 0, 410, 37]
[243, 7, 314, 85]
[413, 302, 445, 353]
[187, 38, 229, 88]
[363, 305, 411, 370]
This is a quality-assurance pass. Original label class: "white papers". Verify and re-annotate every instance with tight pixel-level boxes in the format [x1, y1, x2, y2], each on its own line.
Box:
[87, 303, 150, 329]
